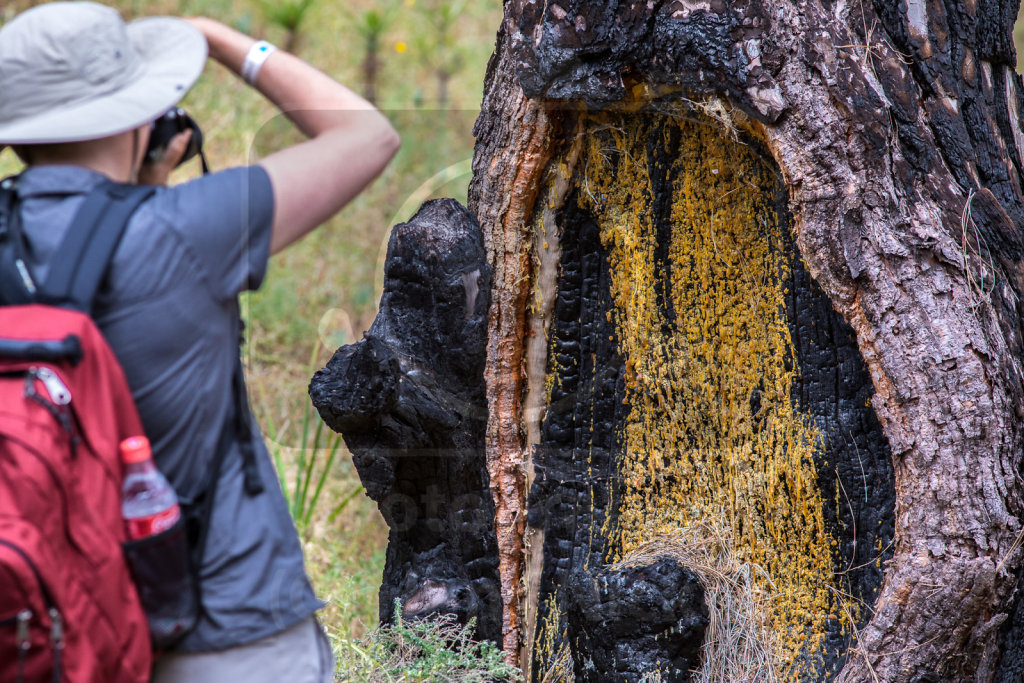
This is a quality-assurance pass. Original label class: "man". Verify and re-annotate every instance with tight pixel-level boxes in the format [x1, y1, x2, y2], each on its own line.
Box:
[0, 2, 399, 680]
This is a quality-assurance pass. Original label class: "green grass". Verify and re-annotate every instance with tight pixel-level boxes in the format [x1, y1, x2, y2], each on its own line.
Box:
[266, 342, 365, 542]
[0, 0, 504, 669]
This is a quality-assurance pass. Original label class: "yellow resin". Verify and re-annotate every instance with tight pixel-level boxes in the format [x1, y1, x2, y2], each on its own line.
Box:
[571, 110, 849, 677]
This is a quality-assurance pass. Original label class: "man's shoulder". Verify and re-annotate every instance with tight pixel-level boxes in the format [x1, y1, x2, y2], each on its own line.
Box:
[123, 165, 276, 301]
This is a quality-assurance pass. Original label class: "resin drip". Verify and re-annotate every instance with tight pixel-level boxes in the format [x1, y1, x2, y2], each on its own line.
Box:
[581, 111, 846, 678]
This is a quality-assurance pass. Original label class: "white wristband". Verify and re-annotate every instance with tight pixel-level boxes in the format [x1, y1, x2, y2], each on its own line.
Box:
[241, 40, 277, 86]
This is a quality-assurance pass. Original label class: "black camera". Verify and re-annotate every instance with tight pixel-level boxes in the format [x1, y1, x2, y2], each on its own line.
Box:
[145, 107, 207, 172]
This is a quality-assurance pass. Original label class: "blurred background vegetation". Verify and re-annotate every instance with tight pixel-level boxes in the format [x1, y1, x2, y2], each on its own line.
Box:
[3, 0, 1024, 677]
[1017, 1, 1024, 73]
[0, 0, 503, 672]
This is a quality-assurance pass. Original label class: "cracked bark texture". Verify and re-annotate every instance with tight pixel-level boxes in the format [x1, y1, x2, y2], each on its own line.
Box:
[467, 0, 1024, 680]
[469, 17, 558, 659]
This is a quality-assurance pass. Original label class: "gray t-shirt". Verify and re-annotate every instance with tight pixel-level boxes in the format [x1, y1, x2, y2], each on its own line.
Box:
[15, 165, 322, 652]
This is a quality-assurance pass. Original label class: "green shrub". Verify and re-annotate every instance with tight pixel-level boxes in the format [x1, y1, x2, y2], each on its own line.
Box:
[334, 602, 523, 682]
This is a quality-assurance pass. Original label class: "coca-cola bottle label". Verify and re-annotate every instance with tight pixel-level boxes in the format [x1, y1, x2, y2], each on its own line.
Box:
[126, 505, 180, 540]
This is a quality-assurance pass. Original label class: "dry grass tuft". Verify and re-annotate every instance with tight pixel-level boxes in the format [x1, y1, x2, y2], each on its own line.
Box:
[537, 646, 573, 683]
[614, 520, 782, 683]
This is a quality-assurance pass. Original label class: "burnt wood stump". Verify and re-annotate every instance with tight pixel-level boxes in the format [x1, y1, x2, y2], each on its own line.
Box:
[309, 199, 501, 641]
[566, 558, 709, 682]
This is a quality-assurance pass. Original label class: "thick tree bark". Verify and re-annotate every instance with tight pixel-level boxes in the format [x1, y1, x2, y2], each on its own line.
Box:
[464, 0, 1024, 681]
[469, 34, 559, 660]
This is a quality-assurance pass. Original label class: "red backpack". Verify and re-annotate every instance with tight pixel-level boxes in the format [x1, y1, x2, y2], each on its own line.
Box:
[0, 180, 155, 682]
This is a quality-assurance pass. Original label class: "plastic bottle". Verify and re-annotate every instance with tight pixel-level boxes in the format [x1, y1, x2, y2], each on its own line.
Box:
[119, 436, 196, 649]
[120, 436, 180, 540]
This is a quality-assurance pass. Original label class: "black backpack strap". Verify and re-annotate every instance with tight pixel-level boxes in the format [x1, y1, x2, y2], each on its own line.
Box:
[191, 352, 263, 544]
[237, 385, 264, 496]
[186, 341, 263, 627]
[0, 335, 83, 365]
[38, 182, 156, 314]
[0, 176, 37, 305]
[233, 319, 264, 497]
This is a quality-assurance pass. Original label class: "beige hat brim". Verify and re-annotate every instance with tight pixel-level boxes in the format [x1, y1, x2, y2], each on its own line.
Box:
[0, 16, 207, 145]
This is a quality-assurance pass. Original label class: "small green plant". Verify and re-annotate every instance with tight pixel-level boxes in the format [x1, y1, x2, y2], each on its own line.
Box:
[334, 601, 523, 682]
[413, 0, 468, 107]
[256, 0, 316, 53]
[347, 1, 402, 105]
[266, 343, 363, 541]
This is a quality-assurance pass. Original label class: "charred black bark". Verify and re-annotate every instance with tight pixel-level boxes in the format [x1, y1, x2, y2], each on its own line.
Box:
[565, 558, 709, 682]
[307, 0, 1024, 675]
[497, 0, 1024, 671]
[513, 0, 786, 121]
[995, 591, 1024, 683]
[526, 197, 632, 680]
[309, 199, 502, 642]
[469, 0, 1024, 677]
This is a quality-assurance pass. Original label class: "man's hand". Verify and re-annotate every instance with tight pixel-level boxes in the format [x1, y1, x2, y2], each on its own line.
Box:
[137, 130, 192, 186]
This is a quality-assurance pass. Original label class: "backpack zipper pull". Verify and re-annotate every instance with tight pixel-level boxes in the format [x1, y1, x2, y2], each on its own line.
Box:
[49, 608, 64, 683]
[30, 368, 71, 406]
[16, 609, 31, 650]
[48, 608, 63, 650]
[16, 609, 31, 682]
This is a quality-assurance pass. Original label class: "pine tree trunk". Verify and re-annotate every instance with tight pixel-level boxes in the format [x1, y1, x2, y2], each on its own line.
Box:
[313, 0, 1024, 680]
[466, 0, 1024, 680]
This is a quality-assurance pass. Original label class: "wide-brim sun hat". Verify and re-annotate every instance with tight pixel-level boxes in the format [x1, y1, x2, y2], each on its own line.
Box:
[0, 1, 207, 145]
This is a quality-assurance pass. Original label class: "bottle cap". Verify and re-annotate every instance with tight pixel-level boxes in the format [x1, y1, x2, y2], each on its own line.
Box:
[120, 436, 152, 464]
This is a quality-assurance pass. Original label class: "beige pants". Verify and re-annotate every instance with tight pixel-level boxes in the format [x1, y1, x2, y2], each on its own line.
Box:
[151, 617, 334, 683]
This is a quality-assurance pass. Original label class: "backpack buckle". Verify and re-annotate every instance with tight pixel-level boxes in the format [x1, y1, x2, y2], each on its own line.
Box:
[15, 609, 31, 650]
